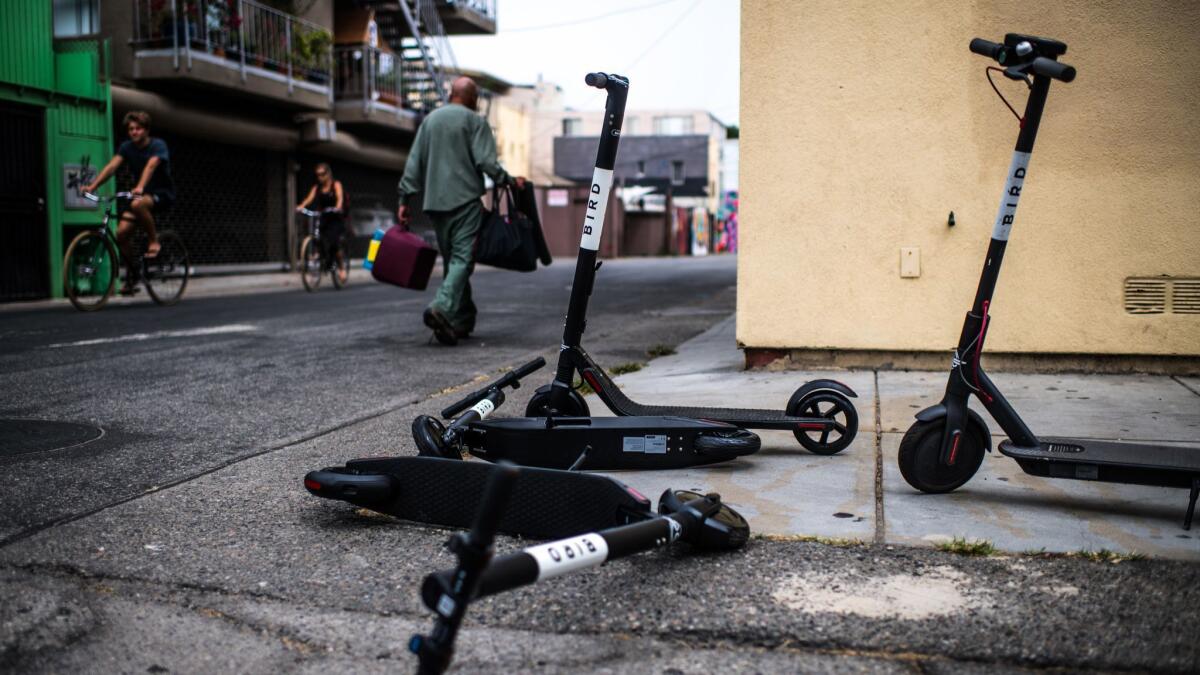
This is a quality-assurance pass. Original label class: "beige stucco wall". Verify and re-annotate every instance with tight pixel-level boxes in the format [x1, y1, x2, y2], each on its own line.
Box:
[738, 0, 1200, 356]
[490, 98, 532, 178]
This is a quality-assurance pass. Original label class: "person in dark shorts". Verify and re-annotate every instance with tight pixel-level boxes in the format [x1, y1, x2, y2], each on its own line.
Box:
[295, 163, 347, 280]
[85, 110, 176, 294]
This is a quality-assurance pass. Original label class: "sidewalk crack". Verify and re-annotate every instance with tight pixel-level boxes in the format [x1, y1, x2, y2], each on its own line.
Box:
[873, 370, 884, 545]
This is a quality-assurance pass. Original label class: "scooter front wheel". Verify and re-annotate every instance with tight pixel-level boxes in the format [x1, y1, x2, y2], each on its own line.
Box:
[787, 391, 858, 455]
[412, 415, 460, 460]
[898, 417, 988, 493]
[525, 384, 590, 417]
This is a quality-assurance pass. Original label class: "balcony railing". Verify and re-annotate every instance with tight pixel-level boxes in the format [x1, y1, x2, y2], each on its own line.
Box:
[132, 0, 332, 93]
[334, 45, 404, 112]
[440, 0, 496, 20]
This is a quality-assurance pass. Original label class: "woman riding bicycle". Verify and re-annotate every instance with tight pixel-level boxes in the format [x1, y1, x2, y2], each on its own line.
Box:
[296, 163, 347, 276]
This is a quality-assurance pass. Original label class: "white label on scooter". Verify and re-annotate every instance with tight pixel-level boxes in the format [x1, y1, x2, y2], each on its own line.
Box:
[579, 168, 613, 251]
[471, 398, 495, 419]
[528, 534, 609, 580]
[991, 151, 1031, 241]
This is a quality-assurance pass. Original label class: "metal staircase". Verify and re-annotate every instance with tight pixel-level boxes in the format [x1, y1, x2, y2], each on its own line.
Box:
[355, 0, 461, 116]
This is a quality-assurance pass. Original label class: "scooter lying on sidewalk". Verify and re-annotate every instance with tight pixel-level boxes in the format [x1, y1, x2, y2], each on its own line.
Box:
[898, 34, 1200, 529]
[409, 463, 749, 674]
[522, 72, 859, 456]
[304, 453, 653, 540]
[412, 357, 762, 470]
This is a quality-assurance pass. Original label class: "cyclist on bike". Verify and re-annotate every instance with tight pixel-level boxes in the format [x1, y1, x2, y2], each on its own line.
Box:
[296, 163, 347, 275]
[84, 111, 176, 295]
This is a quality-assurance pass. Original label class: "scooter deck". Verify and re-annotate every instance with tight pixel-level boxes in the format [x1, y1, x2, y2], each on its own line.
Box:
[998, 437, 1200, 488]
[304, 456, 652, 539]
[465, 416, 760, 470]
[591, 373, 817, 430]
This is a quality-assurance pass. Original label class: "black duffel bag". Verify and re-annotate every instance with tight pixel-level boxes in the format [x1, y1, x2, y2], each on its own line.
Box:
[476, 183, 546, 272]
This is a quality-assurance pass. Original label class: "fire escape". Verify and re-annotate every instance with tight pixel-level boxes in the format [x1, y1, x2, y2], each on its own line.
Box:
[353, 0, 495, 115]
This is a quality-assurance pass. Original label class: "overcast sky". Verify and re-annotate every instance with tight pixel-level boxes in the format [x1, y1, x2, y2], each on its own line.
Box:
[447, 0, 740, 125]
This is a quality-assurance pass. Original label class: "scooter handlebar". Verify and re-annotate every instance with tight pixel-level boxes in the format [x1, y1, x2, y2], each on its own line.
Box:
[585, 72, 608, 88]
[1031, 56, 1076, 83]
[440, 357, 546, 419]
[970, 36, 1075, 83]
[969, 37, 1006, 61]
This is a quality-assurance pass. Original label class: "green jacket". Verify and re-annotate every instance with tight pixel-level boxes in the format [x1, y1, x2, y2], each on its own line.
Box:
[397, 103, 511, 212]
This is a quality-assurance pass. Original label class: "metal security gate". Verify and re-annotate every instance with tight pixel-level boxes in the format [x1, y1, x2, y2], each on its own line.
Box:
[116, 131, 288, 266]
[0, 101, 48, 301]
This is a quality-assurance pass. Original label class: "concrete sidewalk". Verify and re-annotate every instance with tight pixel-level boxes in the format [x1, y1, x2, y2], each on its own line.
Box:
[588, 315, 1200, 559]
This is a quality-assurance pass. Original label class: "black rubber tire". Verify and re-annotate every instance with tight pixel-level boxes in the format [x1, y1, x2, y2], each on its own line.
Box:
[898, 417, 989, 493]
[331, 236, 351, 290]
[787, 391, 858, 455]
[143, 230, 190, 306]
[694, 428, 761, 457]
[525, 384, 591, 417]
[412, 415, 459, 459]
[300, 235, 322, 292]
[303, 467, 395, 505]
[63, 231, 118, 312]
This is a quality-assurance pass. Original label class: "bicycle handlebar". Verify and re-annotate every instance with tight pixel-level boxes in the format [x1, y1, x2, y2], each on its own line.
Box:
[81, 191, 137, 203]
[297, 207, 341, 217]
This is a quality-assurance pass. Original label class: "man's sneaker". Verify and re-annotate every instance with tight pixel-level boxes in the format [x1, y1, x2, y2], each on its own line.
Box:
[423, 308, 458, 346]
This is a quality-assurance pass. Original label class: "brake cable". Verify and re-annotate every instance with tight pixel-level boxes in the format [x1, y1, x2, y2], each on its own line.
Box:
[986, 66, 1028, 127]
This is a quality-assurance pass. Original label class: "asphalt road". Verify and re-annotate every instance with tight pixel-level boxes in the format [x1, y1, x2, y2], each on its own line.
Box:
[2, 255, 1197, 673]
[0, 256, 737, 545]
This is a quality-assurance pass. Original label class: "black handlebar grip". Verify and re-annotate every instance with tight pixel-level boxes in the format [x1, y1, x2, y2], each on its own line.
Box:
[969, 37, 1006, 62]
[1031, 56, 1076, 83]
[511, 357, 546, 381]
[585, 72, 608, 89]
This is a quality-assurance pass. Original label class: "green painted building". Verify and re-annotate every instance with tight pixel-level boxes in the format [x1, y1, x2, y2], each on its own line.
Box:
[0, 0, 112, 301]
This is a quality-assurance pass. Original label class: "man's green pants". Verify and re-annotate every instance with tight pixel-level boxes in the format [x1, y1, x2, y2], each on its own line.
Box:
[427, 199, 481, 333]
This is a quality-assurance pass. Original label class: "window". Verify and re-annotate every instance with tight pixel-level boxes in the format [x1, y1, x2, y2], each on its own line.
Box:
[671, 161, 685, 185]
[654, 116, 693, 136]
[562, 118, 582, 136]
[636, 160, 646, 178]
[53, 0, 100, 38]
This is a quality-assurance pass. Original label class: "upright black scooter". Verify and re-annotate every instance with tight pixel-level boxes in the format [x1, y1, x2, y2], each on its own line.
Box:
[899, 34, 1200, 529]
[526, 72, 860, 456]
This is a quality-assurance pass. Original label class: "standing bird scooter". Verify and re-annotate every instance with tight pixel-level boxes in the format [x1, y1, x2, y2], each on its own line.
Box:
[898, 34, 1200, 529]
[527, 72, 860, 456]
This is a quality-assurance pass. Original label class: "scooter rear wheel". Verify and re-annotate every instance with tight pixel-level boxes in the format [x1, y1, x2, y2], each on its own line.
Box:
[787, 391, 858, 455]
[898, 417, 988, 493]
[525, 385, 590, 417]
[693, 428, 760, 457]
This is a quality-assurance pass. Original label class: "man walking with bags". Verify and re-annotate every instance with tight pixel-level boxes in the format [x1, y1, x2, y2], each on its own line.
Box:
[397, 76, 525, 346]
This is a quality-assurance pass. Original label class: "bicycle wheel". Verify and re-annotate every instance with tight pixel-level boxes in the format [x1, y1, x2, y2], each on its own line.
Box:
[63, 231, 118, 312]
[144, 230, 190, 306]
[300, 235, 322, 292]
[331, 235, 351, 290]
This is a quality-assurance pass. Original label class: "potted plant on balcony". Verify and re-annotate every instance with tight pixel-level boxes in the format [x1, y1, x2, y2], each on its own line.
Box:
[292, 28, 332, 84]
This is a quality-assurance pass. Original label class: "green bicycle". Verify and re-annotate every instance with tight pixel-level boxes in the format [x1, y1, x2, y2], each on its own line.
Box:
[62, 191, 191, 312]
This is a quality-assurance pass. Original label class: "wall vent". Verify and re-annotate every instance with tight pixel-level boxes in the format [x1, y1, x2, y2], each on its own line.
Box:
[1124, 277, 1200, 315]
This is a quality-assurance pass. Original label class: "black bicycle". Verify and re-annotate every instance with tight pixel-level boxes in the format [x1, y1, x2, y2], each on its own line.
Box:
[298, 207, 351, 292]
[63, 192, 190, 312]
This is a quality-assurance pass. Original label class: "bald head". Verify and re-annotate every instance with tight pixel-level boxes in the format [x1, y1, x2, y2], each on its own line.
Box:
[449, 76, 479, 111]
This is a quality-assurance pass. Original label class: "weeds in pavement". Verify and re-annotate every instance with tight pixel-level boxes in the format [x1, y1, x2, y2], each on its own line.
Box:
[1013, 547, 1145, 563]
[937, 537, 998, 556]
[756, 533, 866, 548]
[610, 362, 645, 376]
[647, 343, 677, 358]
[1070, 549, 1146, 563]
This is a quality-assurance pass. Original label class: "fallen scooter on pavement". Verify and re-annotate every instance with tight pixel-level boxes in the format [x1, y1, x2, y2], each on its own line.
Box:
[408, 462, 750, 674]
[412, 357, 763, 470]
